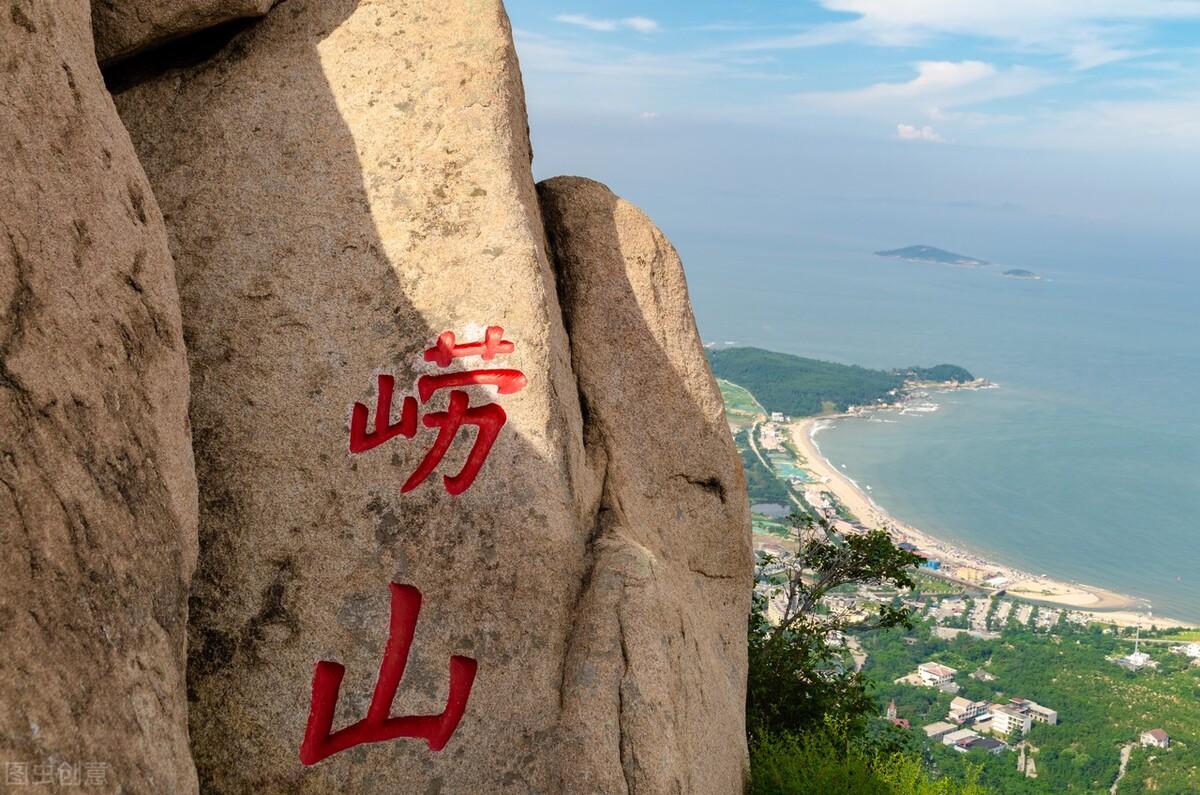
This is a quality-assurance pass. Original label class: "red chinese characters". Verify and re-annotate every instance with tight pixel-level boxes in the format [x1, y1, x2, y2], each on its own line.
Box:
[299, 583, 478, 765]
[348, 326, 527, 495]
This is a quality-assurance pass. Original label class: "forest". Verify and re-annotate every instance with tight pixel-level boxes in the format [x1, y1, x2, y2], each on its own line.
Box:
[707, 347, 973, 417]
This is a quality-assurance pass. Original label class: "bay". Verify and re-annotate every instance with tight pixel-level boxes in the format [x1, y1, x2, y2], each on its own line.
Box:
[691, 251, 1200, 622]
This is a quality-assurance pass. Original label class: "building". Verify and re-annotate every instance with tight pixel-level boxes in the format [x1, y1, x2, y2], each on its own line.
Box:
[1117, 648, 1155, 670]
[884, 699, 910, 729]
[954, 566, 986, 583]
[917, 662, 957, 687]
[942, 728, 980, 747]
[923, 721, 956, 740]
[1170, 642, 1200, 659]
[1116, 625, 1158, 671]
[1010, 698, 1058, 725]
[990, 704, 1033, 738]
[961, 736, 1006, 755]
[921, 559, 942, 570]
[947, 697, 989, 725]
[1141, 729, 1170, 749]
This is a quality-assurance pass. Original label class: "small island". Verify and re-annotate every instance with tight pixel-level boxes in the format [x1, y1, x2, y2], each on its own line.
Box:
[875, 245, 988, 268]
[1003, 268, 1041, 280]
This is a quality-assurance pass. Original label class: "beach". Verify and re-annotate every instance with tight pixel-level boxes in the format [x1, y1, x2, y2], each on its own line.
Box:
[788, 416, 1188, 629]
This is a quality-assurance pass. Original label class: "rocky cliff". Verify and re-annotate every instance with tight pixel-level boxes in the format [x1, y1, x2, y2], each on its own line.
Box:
[3, 0, 751, 792]
[1, 0, 198, 791]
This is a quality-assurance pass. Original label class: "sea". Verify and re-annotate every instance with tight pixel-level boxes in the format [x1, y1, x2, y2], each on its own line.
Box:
[689, 252, 1200, 623]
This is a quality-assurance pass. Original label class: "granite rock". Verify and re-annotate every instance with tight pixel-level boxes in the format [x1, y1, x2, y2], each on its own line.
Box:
[0, 1, 198, 791]
[92, 0, 275, 65]
[540, 176, 752, 793]
[114, 0, 750, 790]
[116, 1, 591, 790]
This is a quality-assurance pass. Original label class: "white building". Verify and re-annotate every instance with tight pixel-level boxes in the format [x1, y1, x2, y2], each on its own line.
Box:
[942, 728, 980, 747]
[1141, 729, 1170, 749]
[1118, 648, 1155, 670]
[1010, 698, 1058, 725]
[1170, 642, 1200, 659]
[990, 704, 1033, 737]
[1116, 625, 1158, 670]
[947, 697, 989, 725]
[917, 662, 957, 687]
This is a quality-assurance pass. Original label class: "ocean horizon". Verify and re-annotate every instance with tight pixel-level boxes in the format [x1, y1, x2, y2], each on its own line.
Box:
[692, 249, 1200, 623]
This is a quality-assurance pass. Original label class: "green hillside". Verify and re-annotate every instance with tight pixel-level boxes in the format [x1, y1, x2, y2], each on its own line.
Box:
[707, 347, 973, 417]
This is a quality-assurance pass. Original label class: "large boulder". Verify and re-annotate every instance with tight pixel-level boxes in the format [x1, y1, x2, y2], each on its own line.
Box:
[115, 1, 592, 790]
[539, 177, 752, 792]
[92, 0, 274, 65]
[0, 1, 198, 792]
[115, 0, 750, 790]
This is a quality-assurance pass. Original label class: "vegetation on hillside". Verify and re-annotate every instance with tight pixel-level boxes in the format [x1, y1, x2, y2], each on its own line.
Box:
[708, 348, 973, 417]
[905, 364, 975, 383]
[737, 429, 793, 504]
[746, 513, 971, 793]
[863, 620, 1200, 793]
[748, 514, 922, 737]
[751, 722, 989, 795]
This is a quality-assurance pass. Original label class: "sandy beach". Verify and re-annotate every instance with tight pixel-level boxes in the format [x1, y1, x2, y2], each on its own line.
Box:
[787, 416, 1189, 629]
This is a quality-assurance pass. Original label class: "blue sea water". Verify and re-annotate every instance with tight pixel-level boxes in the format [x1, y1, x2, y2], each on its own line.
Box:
[689, 253, 1200, 623]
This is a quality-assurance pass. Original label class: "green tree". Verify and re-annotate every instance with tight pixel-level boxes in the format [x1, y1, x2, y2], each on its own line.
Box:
[747, 512, 924, 737]
[751, 719, 990, 795]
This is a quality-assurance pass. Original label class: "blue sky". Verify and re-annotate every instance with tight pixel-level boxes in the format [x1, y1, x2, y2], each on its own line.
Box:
[506, 1, 1200, 278]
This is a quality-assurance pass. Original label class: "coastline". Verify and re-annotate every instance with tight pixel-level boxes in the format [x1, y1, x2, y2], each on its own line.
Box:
[787, 415, 1190, 629]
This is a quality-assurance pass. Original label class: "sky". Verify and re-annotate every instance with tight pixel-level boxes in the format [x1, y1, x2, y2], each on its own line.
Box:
[505, 1, 1200, 282]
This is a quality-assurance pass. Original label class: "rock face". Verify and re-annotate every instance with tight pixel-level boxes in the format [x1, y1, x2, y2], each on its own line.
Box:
[113, 0, 749, 790]
[115, 1, 590, 790]
[91, 0, 274, 65]
[539, 177, 752, 792]
[0, 1, 198, 793]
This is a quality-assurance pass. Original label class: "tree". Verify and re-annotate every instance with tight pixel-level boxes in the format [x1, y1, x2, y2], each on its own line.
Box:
[747, 511, 925, 737]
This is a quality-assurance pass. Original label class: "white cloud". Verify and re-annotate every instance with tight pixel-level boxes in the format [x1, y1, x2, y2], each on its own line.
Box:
[896, 123, 945, 142]
[623, 16, 660, 34]
[555, 13, 659, 34]
[732, 1, 1200, 69]
[793, 60, 1054, 116]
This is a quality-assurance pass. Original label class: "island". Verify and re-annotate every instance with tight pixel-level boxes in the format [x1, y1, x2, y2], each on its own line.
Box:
[875, 245, 988, 268]
[1003, 268, 1041, 280]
